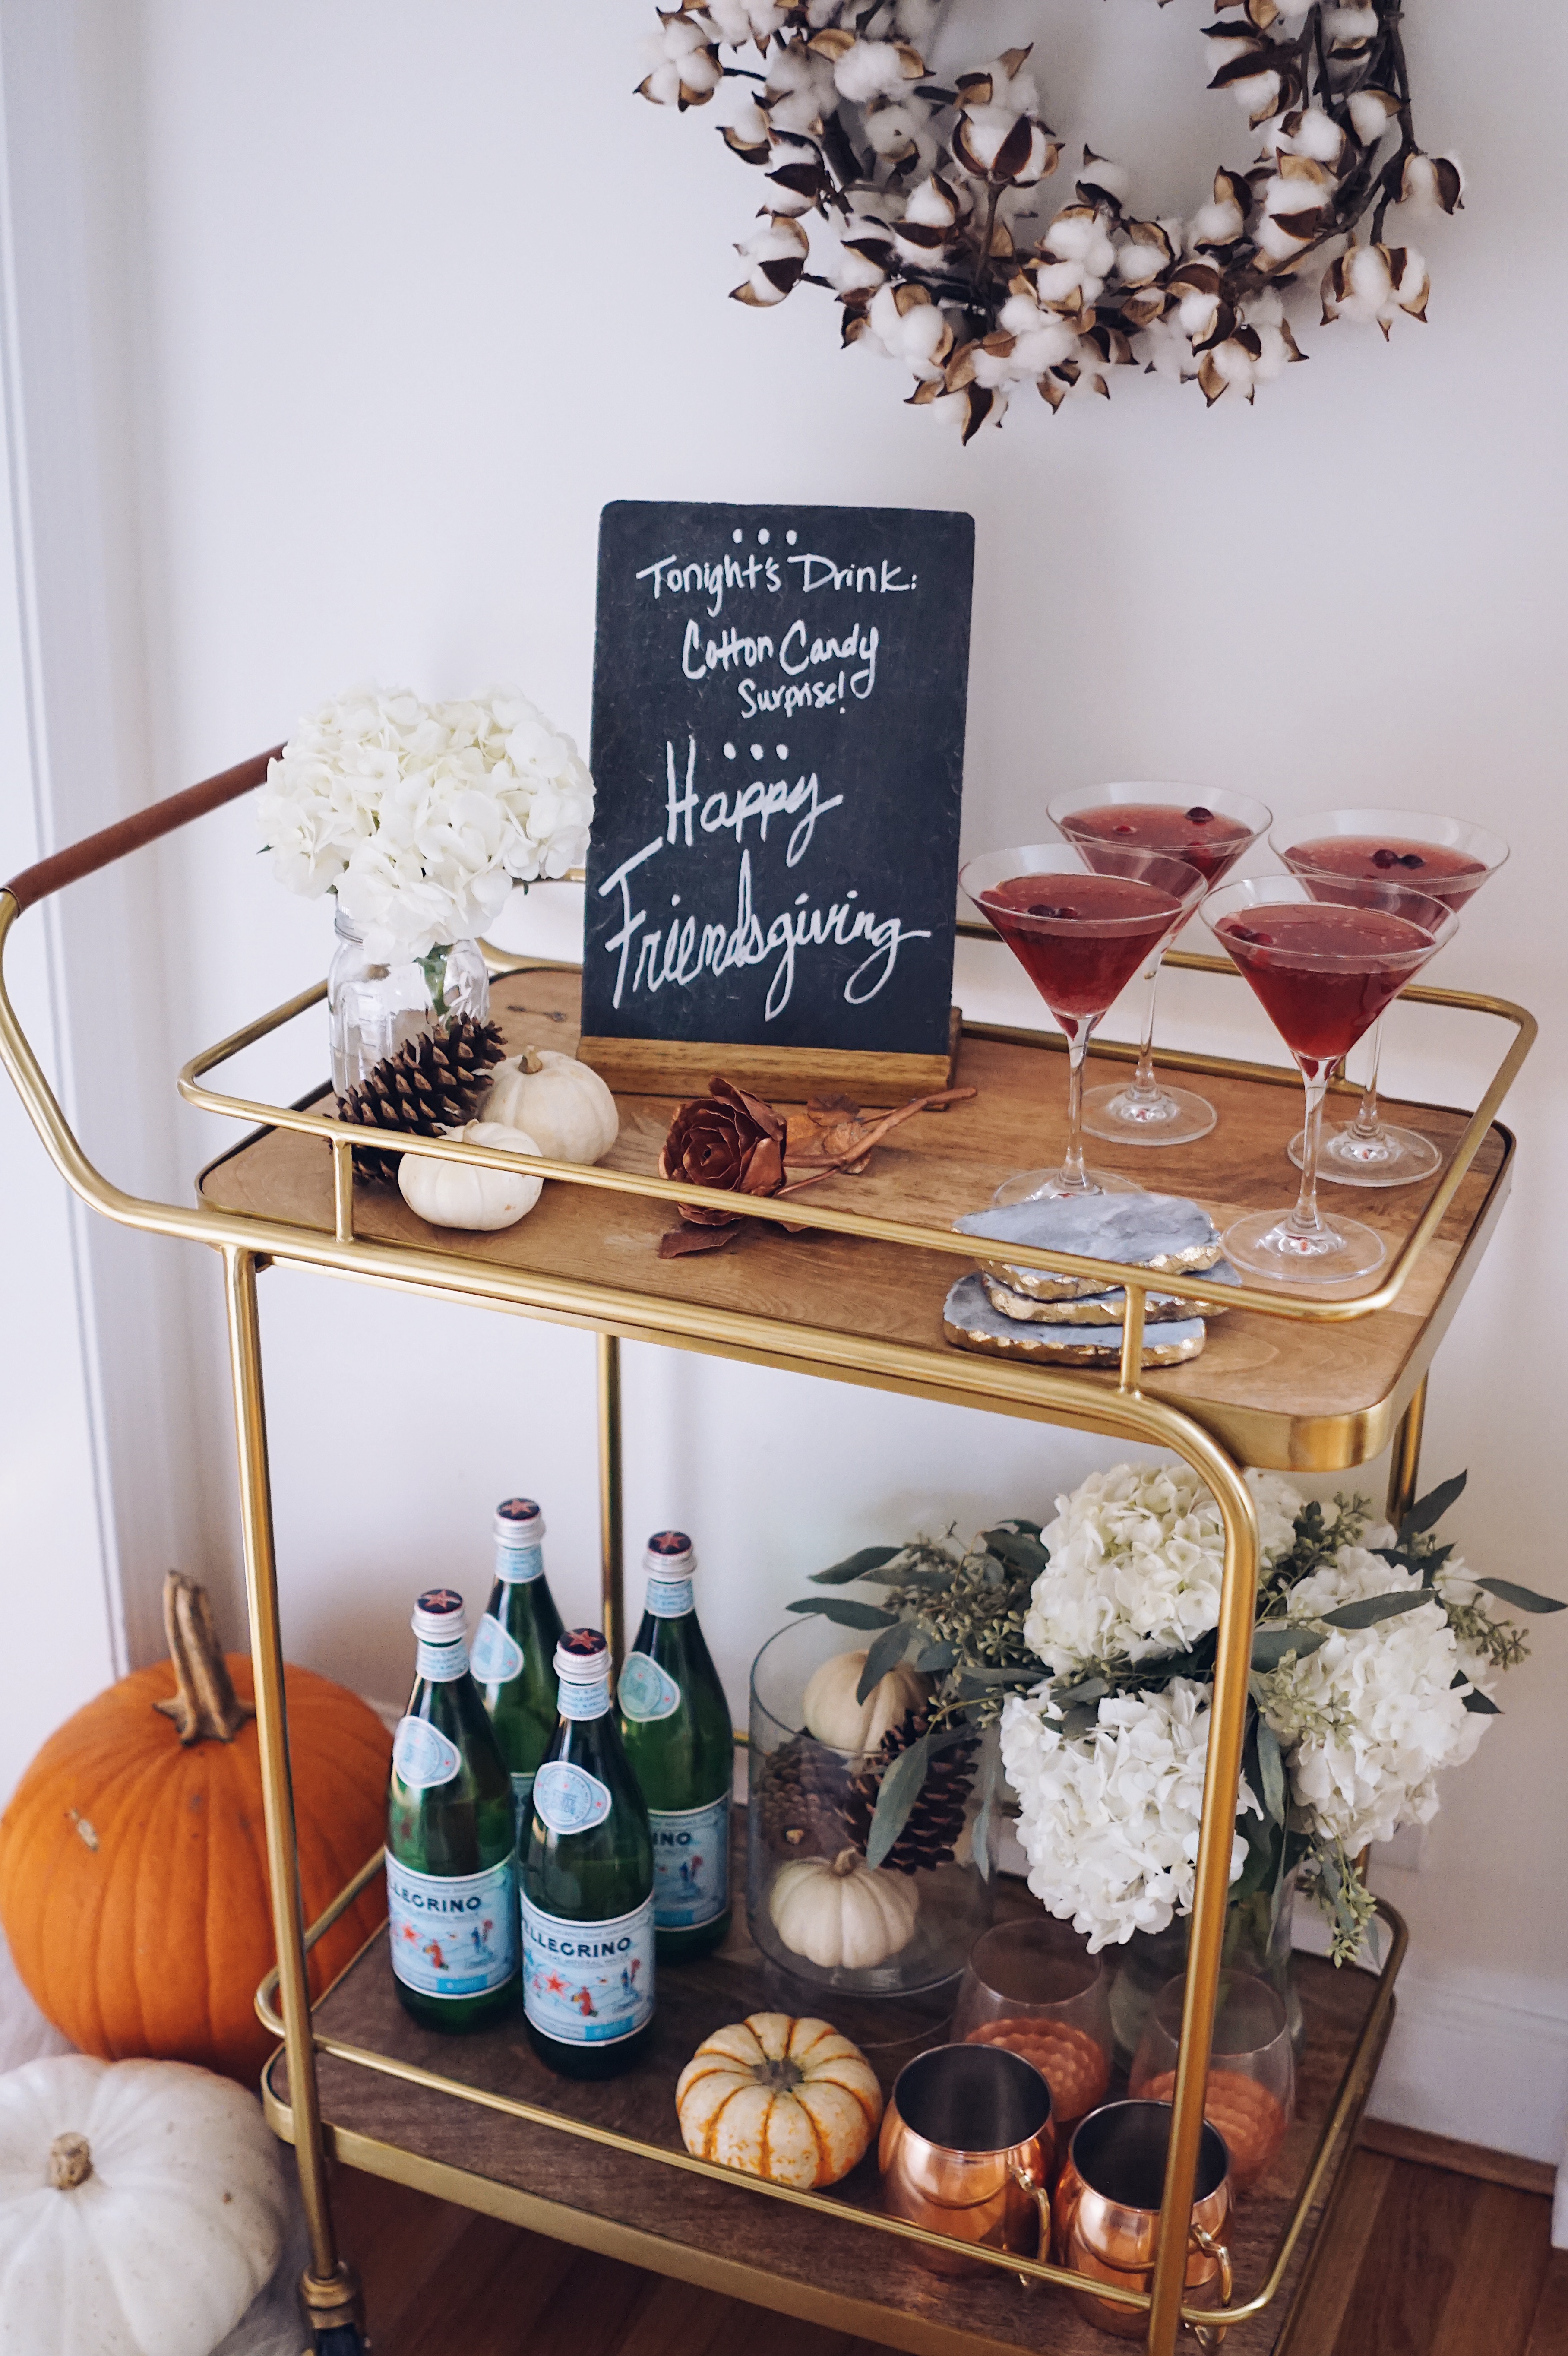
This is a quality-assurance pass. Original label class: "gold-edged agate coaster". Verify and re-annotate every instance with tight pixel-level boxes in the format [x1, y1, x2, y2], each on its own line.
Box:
[979, 1261, 1240, 1327]
[942, 1275, 1207, 1368]
[952, 1193, 1224, 1303]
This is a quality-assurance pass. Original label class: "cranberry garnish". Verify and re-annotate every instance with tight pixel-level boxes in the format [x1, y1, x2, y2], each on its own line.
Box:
[1229, 923, 1271, 945]
[1027, 902, 1074, 919]
[1185, 804, 1214, 823]
[1400, 851, 1426, 869]
[1370, 846, 1401, 868]
[1111, 822, 1134, 835]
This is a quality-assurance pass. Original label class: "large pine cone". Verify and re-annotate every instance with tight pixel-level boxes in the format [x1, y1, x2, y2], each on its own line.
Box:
[759, 1733, 851, 1856]
[334, 1015, 506, 1184]
[844, 1711, 978, 1877]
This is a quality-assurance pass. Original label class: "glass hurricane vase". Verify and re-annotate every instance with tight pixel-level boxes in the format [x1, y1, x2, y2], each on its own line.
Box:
[747, 1615, 993, 2000]
[327, 905, 490, 1094]
[1108, 1873, 1303, 2072]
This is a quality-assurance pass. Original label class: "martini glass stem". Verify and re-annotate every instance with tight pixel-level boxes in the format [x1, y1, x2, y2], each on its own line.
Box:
[1347, 1015, 1386, 1141]
[1284, 1067, 1331, 1241]
[1126, 954, 1163, 1102]
[1062, 1021, 1090, 1191]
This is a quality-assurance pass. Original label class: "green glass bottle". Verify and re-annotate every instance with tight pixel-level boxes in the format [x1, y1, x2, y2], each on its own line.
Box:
[469, 1496, 565, 1830]
[618, 1530, 733, 1962]
[386, 1588, 520, 2032]
[522, 1628, 655, 2079]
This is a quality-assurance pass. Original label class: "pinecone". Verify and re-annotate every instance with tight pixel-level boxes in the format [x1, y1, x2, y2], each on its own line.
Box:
[759, 1734, 851, 1856]
[844, 1711, 978, 1876]
[334, 1015, 507, 1184]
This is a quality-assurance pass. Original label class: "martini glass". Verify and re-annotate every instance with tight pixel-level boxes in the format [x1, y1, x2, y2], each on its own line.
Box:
[1271, 810, 1508, 1186]
[1204, 875, 1458, 1282]
[1050, 782, 1273, 1148]
[961, 844, 1207, 1204]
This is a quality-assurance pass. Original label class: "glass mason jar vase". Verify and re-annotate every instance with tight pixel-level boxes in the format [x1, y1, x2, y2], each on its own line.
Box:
[1108, 1872, 1303, 2071]
[748, 1616, 994, 2000]
[327, 905, 490, 1094]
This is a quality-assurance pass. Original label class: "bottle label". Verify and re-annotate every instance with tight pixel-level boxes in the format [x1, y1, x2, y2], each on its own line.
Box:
[533, 1758, 612, 1835]
[617, 1650, 681, 1723]
[522, 1895, 654, 2045]
[392, 1715, 462, 1790]
[469, 1613, 525, 1685]
[386, 1857, 517, 1999]
[649, 1794, 731, 1929]
[414, 1638, 468, 1683]
[557, 1675, 612, 1721]
[496, 1542, 545, 1584]
[645, 1576, 694, 1619]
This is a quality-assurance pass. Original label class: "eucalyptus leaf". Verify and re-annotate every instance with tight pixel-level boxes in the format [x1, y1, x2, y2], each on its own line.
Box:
[1476, 1576, 1566, 1615]
[972, 1740, 1000, 1885]
[956, 1663, 1038, 1687]
[1257, 1717, 1287, 1827]
[1399, 1469, 1466, 1539]
[1057, 1704, 1102, 1740]
[785, 1598, 898, 1630]
[915, 1640, 957, 1674]
[1461, 1687, 1502, 1714]
[857, 1617, 914, 1702]
[1320, 1591, 1432, 1631]
[809, 1546, 905, 1586]
[865, 1732, 931, 1868]
[1251, 1624, 1326, 1669]
[981, 1528, 1050, 1578]
[1062, 1675, 1109, 1705]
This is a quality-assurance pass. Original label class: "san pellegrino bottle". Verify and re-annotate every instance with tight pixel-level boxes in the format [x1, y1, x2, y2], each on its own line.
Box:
[618, 1531, 733, 1961]
[386, 1588, 519, 2032]
[522, 1628, 655, 2079]
[470, 1497, 565, 1826]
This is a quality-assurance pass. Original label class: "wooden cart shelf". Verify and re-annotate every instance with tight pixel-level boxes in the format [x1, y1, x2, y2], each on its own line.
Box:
[199, 962, 1513, 1472]
[262, 1818, 1397, 2356]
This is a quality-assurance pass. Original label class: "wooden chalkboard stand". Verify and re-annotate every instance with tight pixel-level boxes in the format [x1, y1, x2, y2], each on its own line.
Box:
[575, 1006, 962, 1104]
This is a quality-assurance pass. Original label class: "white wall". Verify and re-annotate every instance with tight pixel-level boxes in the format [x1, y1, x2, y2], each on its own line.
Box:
[4, 0, 1565, 2158]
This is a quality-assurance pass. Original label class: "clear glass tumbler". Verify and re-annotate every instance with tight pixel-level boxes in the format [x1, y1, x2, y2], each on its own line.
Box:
[1129, 1968, 1294, 2194]
[952, 1917, 1114, 2136]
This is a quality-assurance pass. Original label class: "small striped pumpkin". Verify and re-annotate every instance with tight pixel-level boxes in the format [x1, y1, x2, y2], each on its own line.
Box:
[675, 2011, 883, 2187]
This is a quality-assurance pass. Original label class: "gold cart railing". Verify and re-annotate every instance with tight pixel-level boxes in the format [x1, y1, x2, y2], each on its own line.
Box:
[0, 750, 1534, 2356]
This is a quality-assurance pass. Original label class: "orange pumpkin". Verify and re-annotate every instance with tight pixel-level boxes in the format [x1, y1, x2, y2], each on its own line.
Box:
[0, 1574, 390, 2084]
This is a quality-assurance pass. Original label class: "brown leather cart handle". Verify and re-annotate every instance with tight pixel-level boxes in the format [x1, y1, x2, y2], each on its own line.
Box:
[3, 744, 282, 913]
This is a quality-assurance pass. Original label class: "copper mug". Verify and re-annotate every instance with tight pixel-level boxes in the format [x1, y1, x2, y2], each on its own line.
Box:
[879, 2042, 1055, 2277]
[1054, 2100, 1233, 2343]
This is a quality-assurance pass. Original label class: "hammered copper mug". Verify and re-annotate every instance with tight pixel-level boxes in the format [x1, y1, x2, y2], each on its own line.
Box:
[879, 2043, 1055, 2277]
[1054, 2100, 1234, 2343]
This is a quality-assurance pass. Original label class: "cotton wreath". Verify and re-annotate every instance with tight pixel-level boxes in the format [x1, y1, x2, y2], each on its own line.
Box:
[258, 686, 594, 962]
[639, 0, 1462, 429]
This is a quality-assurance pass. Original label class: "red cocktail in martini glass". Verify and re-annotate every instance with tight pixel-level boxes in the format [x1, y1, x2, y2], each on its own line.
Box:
[1204, 875, 1458, 1282]
[1271, 809, 1508, 1186]
[1050, 782, 1273, 1148]
[961, 844, 1207, 1203]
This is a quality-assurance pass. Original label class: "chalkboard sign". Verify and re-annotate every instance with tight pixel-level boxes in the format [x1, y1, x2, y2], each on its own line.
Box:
[580, 500, 974, 1100]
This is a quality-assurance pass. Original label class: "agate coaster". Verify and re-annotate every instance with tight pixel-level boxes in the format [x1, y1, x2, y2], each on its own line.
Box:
[979, 1260, 1240, 1326]
[942, 1275, 1207, 1368]
[953, 1193, 1223, 1303]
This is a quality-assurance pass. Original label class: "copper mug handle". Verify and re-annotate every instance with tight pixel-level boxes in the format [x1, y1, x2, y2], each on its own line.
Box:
[1010, 2163, 1055, 2291]
[1186, 2223, 1233, 2348]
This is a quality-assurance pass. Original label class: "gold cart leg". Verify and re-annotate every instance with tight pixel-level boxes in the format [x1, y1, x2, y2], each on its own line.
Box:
[598, 1330, 626, 1668]
[223, 1248, 363, 2350]
[1385, 1375, 1428, 1526]
[1145, 1469, 1260, 2356]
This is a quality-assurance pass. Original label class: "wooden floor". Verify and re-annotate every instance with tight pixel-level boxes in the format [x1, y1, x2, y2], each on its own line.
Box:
[329, 2138, 1568, 2356]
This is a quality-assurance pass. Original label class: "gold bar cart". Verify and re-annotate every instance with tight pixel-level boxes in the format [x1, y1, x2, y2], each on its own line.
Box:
[0, 756, 1533, 2356]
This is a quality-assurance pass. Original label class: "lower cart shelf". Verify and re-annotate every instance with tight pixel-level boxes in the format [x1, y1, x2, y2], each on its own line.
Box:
[262, 1824, 1400, 2356]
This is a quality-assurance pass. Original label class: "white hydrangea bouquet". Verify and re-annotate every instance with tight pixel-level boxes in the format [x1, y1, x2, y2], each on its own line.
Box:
[257, 684, 594, 964]
[1001, 1463, 1560, 1963]
[793, 1466, 1560, 1968]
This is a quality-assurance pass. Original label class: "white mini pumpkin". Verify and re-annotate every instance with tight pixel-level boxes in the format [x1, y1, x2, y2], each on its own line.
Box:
[485, 1048, 619, 1164]
[768, 1848, 920, 1971]
[0, 2053, 287, 2356]
[397, 1119, 544, 1231]
[675, 2012, 883, 2188]
[802, 1649, 929, 1754]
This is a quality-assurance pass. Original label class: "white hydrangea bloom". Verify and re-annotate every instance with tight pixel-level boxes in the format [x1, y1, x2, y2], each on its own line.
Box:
[1001, 1679, 1261, 1950]
[1261, 1547, 1487, 1852]
[261, 684, 593, 962]
[1021, 1460, 1304, 1676]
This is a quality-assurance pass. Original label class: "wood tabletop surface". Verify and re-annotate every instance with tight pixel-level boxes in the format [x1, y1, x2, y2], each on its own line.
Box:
[202, 965, 1509, 1471]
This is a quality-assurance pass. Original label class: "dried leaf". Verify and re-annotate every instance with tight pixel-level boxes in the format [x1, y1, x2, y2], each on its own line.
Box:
[658, 1218, 746, 1258]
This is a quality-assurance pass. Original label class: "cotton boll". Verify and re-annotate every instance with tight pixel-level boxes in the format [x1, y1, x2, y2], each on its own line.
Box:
[895, 0, 940, 43]
[1189, 196, 1245, 247]
[637, 15, 721, 107]
[1079, 152, 1129, 203]
[1229, 69, 1282, 124]
[1347, 87, 1400, 145]
[1399, 152, 1464, 215]
[833, 38, 915, 104]
[1178, 286, 1221, 342]
[1323, 6, 1378, 38]
[1042, 208, 1116, 275]
[765, 40, 836, 135]
[1281, 107, 1346, 165]
[865, 97, 936, 166]
[1389, 244, 1430, 317]
[1256, 207, 1318, 260]
[867, 282, 952, 378]
[730, 216, 808, 305]
[1009, 319, 1077, 374]
[1116, 238, 1166, 287]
